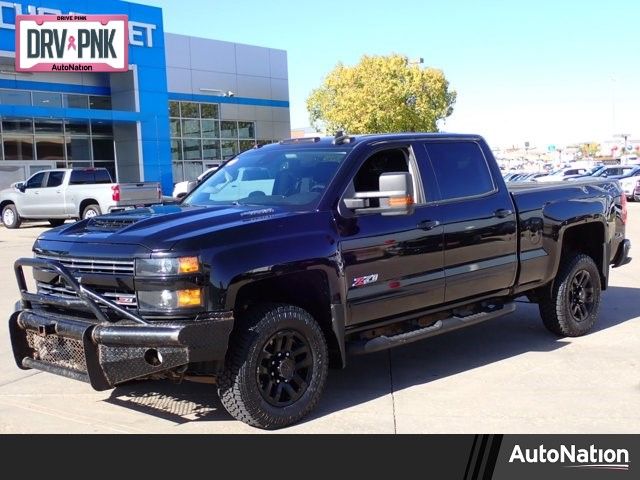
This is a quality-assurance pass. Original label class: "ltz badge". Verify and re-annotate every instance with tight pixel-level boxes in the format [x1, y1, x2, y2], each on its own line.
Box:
[16, 14, 129, 72]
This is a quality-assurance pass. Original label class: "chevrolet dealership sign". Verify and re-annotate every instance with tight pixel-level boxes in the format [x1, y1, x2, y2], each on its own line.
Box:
[16, 14, 128, 72]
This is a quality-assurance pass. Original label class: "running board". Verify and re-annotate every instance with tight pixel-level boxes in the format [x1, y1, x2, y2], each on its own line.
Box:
[347, 302, 516, 355]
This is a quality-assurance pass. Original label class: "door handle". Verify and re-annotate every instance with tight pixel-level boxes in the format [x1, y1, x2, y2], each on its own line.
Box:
[418, 220, 440, 231]
[494, 209, 513, 218]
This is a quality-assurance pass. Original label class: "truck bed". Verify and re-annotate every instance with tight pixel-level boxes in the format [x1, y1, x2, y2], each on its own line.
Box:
[507, 177, 625, 293]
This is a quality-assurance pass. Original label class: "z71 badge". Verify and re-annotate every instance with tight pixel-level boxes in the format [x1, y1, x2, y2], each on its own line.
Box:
[352, 274, 379, 287]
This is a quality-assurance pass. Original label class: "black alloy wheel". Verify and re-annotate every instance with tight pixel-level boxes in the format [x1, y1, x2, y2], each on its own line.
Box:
[218, 303, 328, 429]
[568, 269, 595, 322]
[539, 253, 601, 337]
[256, 329, 313, 407]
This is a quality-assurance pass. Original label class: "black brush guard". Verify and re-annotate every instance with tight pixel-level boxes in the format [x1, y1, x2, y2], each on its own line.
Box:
[9, 257, 234, 391]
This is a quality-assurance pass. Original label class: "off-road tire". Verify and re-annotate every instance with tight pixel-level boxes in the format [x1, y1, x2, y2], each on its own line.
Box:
[2, 204, 21, 229]
[539, 253, 601, 337]
[218, 303, 328, 429]
[82, 204, 101, 220]
[48, 219, 65, 227]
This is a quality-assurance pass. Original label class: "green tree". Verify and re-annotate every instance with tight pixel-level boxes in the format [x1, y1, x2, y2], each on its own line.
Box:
[306, 54, 456, 134]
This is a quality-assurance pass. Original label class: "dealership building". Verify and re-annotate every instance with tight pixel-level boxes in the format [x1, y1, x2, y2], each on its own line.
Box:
[0, 0, 290, 192]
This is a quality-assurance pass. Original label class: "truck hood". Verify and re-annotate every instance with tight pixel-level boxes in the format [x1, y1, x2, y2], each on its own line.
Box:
[36, 204, 296, 251]
[0, 186, 18, 197]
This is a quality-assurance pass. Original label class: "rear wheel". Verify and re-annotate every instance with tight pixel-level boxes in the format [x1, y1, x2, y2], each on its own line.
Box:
[82, 204, 101, 220]
[48, 219, 65, 227]
[539, 253, 601, 337]
[218, 303, 328, 429]
[2, 204, 21, 229]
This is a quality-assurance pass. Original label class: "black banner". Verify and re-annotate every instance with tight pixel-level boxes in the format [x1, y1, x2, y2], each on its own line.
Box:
[0, 434, 635, 478]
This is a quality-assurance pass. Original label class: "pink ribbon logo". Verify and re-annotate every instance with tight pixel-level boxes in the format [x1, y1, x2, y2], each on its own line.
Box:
[67, 36, 77, 51]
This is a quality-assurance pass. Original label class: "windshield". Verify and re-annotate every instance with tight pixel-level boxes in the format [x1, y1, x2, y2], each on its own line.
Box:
[183, 147, 349, 207]
[593, 167, 612, 176]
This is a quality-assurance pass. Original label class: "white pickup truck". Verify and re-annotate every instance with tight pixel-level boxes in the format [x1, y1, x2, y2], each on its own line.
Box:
[0, 168, 162, 229]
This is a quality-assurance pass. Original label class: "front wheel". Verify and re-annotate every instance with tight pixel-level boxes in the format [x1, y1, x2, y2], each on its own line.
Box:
[539, 253, 601, 337]
[218, 303, 328, 429]
[2, 204, 21, 229]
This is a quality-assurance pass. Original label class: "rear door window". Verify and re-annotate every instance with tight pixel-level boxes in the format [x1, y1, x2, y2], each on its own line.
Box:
[424, 142, 495, 201]
[46, 171, 65, 187]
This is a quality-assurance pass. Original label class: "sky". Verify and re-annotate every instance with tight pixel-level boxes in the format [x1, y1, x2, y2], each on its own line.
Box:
[137, 0, 640, 149]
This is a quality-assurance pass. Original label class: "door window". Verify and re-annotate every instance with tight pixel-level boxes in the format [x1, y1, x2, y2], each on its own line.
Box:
[25, 172, 45, 189]
[46, 171, 65, 188]
[425, 142, 495, 201]
[347, 147, 424, 205]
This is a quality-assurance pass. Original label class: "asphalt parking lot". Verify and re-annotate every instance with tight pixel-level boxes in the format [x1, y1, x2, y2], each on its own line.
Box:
[0, 206, 638, 433]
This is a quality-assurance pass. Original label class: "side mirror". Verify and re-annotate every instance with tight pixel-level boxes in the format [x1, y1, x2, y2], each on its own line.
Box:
[16, 182, 26, 193]
[344, 172, 414, 216]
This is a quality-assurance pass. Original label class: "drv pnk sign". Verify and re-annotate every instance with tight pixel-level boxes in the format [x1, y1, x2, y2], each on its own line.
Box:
[16, 14, 128, 72]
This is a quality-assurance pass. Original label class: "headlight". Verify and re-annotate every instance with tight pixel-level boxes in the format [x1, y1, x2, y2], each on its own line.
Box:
[138, 289, 203, 310]
[135, 257, 200, 276]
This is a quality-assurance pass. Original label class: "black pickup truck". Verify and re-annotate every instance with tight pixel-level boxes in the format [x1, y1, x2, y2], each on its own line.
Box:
[9, 133, 631, 429]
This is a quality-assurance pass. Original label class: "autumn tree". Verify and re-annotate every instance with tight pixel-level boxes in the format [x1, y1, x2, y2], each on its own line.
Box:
[306, 54, 456, 134]
[579, 142, 600, 159]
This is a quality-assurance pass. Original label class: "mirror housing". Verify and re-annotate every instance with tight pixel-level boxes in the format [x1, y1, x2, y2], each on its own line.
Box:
[16, 182, 26, 193]
[344, 172, 414, 216]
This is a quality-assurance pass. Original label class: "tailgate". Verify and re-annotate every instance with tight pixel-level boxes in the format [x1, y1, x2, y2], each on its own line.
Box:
[116, 182, 161, 205]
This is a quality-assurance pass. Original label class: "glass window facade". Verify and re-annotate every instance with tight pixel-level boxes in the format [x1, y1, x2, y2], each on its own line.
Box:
[169, 100, 259, 182]
[0, 116, 116, 179]
[0, 89, 111, 111]
[0, 86, 286, 188]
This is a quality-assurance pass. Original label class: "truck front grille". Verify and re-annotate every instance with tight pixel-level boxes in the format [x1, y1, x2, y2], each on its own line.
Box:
[26, 330, 87, 373]
[36, 282, 138, 308]
[35, 254, 135, 275]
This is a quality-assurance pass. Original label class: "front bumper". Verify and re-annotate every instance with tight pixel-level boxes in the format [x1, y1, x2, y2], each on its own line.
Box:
[9, 257, 234, 391]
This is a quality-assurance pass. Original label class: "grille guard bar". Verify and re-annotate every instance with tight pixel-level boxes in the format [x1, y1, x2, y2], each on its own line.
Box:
[14, 257, 148, 325]
[10, 257, 235, 391]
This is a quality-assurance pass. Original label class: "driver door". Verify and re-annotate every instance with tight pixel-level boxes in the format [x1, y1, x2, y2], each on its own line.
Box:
[18, 171, 46, 217]
[337, 144, 444, 326]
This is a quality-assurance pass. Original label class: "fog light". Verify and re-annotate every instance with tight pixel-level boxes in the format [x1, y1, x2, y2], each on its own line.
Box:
[138, 289, 203, 310]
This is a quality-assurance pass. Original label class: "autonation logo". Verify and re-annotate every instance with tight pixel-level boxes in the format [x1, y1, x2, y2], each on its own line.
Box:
[509, 444, 630, 471]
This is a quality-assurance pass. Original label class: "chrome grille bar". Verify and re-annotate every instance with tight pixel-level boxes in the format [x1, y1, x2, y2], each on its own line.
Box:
[35, 254, 135, 274]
